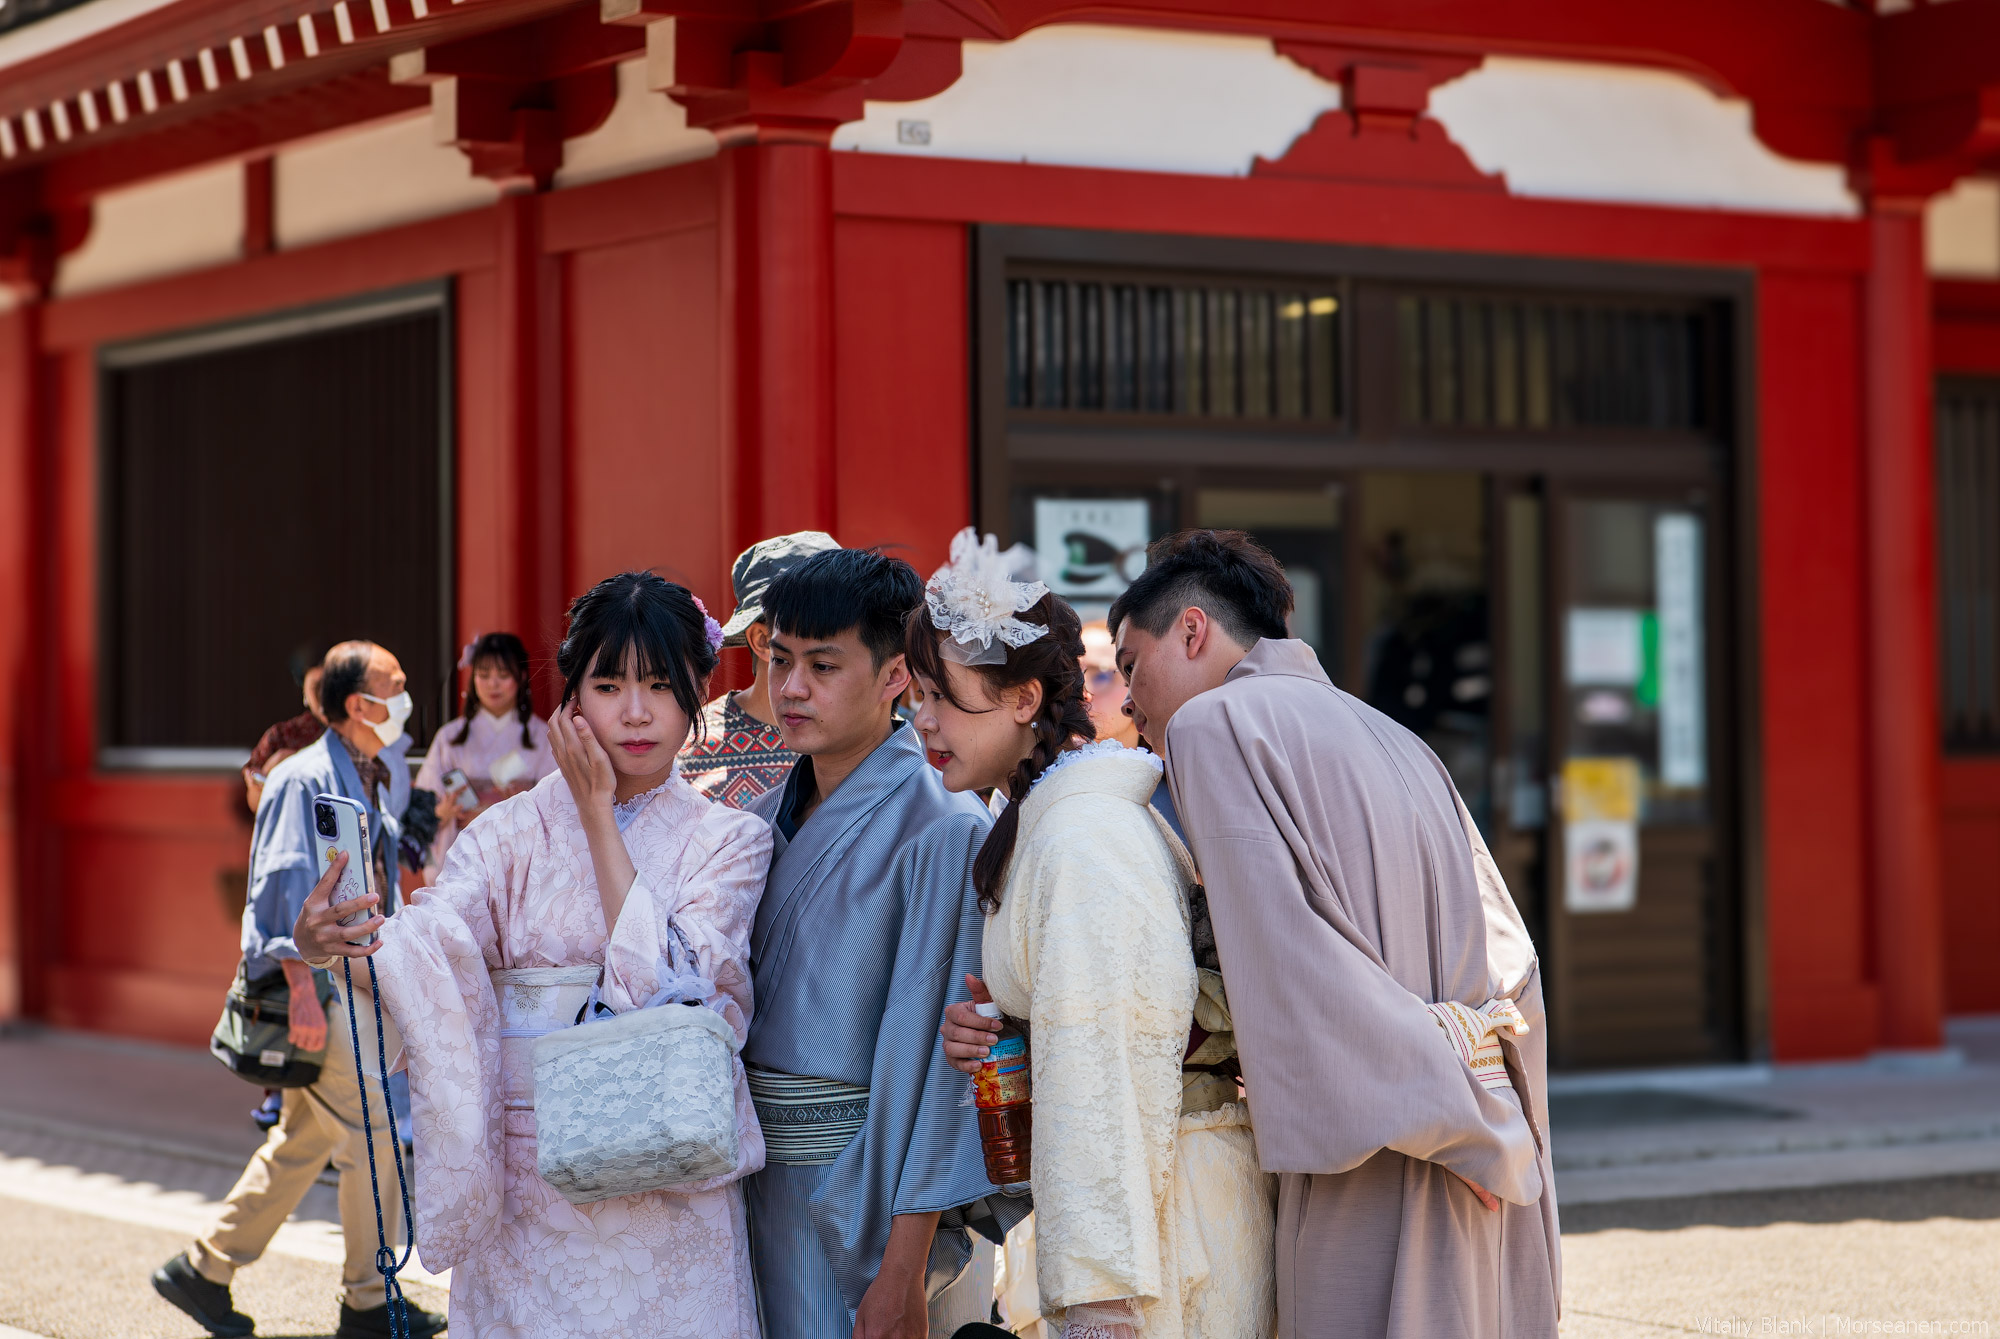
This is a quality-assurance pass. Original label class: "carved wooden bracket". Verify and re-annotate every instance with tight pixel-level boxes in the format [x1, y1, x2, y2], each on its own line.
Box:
[0, 179, 88, 298]
[604, 0, 956, 143]
[392, 10, 640, 191]
[1254, 43, 1499, 192]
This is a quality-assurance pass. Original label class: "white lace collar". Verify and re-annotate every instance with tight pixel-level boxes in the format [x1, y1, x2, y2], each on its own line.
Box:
[1031, 738, 1162, 790]
[611, 764, 680, 832]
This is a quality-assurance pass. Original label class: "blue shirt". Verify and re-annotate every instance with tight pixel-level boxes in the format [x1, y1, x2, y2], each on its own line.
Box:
[241, 729, 404, 981]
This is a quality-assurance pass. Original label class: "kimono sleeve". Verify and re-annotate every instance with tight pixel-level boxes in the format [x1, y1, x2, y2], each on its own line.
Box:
[1023, 808, 1193, 1312]
[1166, 708, 1543, 1205]
[370, 820, 508, 1268]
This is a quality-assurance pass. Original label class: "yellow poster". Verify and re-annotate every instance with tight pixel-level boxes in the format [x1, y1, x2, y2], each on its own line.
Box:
[1562, 756, 1641, 823]
[1563, 757, 1640, 913]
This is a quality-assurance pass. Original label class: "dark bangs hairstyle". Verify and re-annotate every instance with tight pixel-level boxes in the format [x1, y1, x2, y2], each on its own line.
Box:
[761, 547, 923, 669]
[556, 572, 719, 743]
[905, 591, 1094, 912]
[1106, 528, 1293, 647]
[452, 631, 536, 749]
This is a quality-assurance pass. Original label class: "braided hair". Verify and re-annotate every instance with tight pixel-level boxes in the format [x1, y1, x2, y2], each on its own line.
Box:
[451, 631, 537, 750]
[905, 592, 1096, 913]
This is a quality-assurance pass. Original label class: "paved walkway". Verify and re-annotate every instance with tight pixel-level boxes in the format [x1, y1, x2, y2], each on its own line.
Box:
[0, 1026, 446, 1339]
[1551, 1016, 2000, 1204]
[2, 1021, 1999, 1336]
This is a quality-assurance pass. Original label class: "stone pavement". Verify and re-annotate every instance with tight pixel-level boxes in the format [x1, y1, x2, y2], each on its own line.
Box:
[1551, 1016, 2000, 1205]
[0, 1026, 446, 1339]
[3, 1020, 2000, 1336]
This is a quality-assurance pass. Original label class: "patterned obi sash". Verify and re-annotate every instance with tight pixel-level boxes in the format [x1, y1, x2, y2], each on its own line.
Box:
[492, 966, 600, 1114]
[745, 1064, 868, 1166]
[1426, 997, 1530, 1094]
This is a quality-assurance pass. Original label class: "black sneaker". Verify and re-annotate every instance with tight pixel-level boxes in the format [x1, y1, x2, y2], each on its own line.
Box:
[150, 1252, 254, 1338]
[335, 1300, 448, 1338]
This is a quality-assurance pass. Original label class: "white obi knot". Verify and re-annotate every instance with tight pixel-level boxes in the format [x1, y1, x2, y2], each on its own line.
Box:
[1426, 998, 1529, 1093]
[493, 966, 601, 1112]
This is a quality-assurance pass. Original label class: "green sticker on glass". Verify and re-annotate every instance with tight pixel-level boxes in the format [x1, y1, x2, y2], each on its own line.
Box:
[1636, 611, 1660, 708]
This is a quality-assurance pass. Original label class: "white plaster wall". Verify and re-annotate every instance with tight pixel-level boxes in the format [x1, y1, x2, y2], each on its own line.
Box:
[275, 111, 499, 250]
[832, 24, 1339, 176]
[555, 58, 716, 190]
[1430, 57, 1857, 217]
[1927, 177, 2000, 278]
[55, 160, 243, 296]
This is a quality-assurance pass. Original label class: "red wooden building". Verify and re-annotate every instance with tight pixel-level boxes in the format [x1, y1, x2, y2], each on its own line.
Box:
[4, 0, 2000, 1070]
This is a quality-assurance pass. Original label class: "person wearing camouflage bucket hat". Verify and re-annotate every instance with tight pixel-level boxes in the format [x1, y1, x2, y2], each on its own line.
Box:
[680, 531, 841, 808]
[718, 530, 840, 646]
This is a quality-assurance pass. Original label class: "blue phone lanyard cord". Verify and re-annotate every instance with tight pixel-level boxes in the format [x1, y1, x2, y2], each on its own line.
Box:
[343, 953, 416, 1339]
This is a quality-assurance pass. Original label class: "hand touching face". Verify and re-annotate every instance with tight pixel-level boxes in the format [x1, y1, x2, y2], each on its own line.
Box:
[556, 651, 690, 801]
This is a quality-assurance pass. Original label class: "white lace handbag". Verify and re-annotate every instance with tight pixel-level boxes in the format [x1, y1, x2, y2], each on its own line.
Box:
[531, 925, 740, 1204]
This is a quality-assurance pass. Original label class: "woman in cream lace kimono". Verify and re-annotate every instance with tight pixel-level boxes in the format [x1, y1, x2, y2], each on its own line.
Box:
[911, 529, 1275, 1339]
[294, 572, 772, 1338]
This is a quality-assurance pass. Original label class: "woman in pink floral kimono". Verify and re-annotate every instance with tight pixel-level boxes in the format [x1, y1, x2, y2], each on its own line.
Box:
[295, 571, 773, 1338]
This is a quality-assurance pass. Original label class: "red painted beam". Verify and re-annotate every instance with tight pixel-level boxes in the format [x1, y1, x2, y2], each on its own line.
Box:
[0, 0, 1881, 182]
[831, 151, 1870, 274]
[0, 0, 585, 176]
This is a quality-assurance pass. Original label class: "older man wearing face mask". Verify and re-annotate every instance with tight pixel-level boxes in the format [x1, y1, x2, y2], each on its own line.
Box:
[153, 640, 447, 1339]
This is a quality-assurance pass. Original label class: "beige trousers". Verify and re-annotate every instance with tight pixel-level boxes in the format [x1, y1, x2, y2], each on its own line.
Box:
[191, 982, 404, 1309]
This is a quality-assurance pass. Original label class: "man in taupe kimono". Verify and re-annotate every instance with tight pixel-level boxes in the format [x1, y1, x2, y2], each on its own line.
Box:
[1108, 529, 1559, 1338]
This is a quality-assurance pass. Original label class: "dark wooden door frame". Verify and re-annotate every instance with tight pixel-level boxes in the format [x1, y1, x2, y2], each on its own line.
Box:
[971, 223, 1764, 1064]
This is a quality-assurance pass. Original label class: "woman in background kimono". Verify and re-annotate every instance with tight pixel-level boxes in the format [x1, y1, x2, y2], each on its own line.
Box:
[414, 630, 558, 881]
[912, 530, 1275, 1339]
[295, 571, 772, 1338]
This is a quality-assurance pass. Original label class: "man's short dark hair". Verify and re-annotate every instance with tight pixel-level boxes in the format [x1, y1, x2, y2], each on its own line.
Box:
[1107, 530, 1293, 647]
[762, 548, 923, 670]
[319, 640, 377, 726]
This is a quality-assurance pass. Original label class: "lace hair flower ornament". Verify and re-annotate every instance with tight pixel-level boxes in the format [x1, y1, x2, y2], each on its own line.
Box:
[926, 527, 1050, 666]
[690, 597, 725, 655]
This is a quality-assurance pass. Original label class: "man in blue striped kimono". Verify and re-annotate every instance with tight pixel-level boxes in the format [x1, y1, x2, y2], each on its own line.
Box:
[743, 547, 1027, 1339]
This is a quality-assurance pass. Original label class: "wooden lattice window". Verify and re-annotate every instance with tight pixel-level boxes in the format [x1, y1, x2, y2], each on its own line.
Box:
[1397, 294, 1712, 432]
[1939, 379, 2000, 751]
[1004, 273, 1343, 423]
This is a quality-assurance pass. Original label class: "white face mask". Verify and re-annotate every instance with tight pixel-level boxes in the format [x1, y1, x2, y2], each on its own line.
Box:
[360, 690, 413, 748]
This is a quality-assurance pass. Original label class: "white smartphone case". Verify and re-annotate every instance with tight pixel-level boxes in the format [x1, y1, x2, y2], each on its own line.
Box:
[313, 793, 378, 946]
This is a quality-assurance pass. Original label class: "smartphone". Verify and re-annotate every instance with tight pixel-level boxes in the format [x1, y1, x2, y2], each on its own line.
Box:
[441, 768, 474, 803]
[313, 793, 378, 946]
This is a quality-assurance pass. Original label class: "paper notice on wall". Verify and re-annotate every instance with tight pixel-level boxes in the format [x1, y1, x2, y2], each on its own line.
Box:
[1655, 513, 1706, 789]
[1566, 608, 1644, 686]
[1563, 756, 1640, 913]
[1034, 499, 1151, 601]
[1565, 820, 1639, 913]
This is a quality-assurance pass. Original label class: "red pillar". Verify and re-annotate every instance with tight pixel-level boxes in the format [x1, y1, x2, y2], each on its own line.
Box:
[1862, 194, 1947, 1051]
[497, 192, 566, 699]
[0, 292, 38, 1025]
[720, 134, 837, 553]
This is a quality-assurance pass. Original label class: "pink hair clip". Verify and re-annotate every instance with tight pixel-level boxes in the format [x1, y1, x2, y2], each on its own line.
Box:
[457, 633, 483, 670]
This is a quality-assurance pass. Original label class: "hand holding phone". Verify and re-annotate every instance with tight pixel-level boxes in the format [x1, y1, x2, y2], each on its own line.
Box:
[313, 794, 379, 946]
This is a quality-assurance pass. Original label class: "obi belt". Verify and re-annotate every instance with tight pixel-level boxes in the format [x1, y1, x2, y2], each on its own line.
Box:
[493, 965, 601, 1119]
[745, 1064, 868, 1166]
